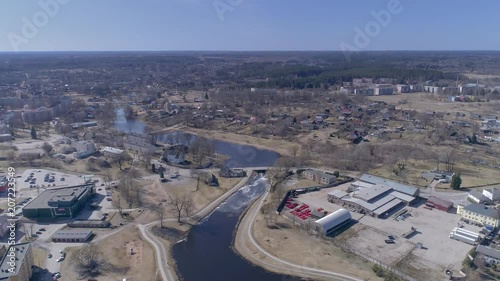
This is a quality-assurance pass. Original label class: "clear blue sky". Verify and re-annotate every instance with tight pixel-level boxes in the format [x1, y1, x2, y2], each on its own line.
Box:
[1, 0, 499, 51]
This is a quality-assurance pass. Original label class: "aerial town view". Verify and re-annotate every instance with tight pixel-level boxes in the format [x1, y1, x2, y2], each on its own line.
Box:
[1, 1, 500, 281]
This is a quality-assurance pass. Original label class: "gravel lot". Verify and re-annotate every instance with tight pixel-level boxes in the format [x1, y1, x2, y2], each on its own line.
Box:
[292, 185, 482, 280]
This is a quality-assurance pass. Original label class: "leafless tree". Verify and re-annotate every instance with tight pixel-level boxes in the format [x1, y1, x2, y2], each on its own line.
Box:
[113, 194, 123, 215]
[71, 244, 111, 278]
[95, 102, 115, 127]
[41, 142, 53, 155]
[140, 150, 153, 170]
[151, 203, 166, 228]
[123, 105, 135, 120]
[267, 157, 294, 192]
[115, 152, 132, 170]
[167, 193, 194, 223]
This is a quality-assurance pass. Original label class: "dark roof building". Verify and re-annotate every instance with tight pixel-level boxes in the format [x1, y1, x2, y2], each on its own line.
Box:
[427, 196, 453, 212]
[0, 243, 33, 281]
[22, 184, 94, 219]
[476, 245, 500, 262]
[52, 230, 93, 243]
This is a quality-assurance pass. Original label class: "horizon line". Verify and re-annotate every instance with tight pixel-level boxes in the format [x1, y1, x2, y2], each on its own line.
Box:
[1, 49, 500, 54]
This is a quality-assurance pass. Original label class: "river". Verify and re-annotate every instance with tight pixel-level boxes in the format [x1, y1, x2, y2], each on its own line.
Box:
[114, 114, 280, 167]
[172, 173, 303, 281]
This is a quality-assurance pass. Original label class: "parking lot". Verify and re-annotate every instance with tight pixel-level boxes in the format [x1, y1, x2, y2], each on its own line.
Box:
[353, 204, 480, 280]
[16, 169, 88, 191]
[289, 184, 481, 280]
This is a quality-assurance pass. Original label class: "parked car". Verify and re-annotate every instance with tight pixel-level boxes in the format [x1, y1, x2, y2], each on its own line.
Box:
[53, 272, 61, 278]
[48, 253, 52, 258]
[384, 239, 395, 244]
[56, 257, 64, 262]
[39, 228, 46, 231]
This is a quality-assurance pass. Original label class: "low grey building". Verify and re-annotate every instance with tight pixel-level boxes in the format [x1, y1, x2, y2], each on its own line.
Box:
[52, 230, 93, 243]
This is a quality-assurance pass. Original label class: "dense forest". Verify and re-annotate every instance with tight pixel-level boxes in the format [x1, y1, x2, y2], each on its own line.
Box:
[236, 62, 463, 89]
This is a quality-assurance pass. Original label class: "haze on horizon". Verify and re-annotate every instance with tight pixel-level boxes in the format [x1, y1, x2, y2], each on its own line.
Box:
[1, 0, 500, 52]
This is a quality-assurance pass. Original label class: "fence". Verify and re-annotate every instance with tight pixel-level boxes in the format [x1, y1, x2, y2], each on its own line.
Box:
[324, 235, 417, 281]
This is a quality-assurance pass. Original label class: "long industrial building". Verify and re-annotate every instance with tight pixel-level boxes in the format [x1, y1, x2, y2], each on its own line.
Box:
[22, 184, 94, 219]
[313, 209, 352, 235]
[327, 174, 419, 218]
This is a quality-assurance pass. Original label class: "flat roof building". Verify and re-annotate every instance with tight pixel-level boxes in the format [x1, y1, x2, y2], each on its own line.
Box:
[22, 184, 94, 219]
[52, 230, 93, 243]
[359, 174, 420, 197]
[0, 243, 33, 281]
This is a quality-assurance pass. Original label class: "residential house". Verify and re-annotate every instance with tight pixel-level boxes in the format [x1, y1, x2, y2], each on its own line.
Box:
[483, 188, 500, 202]
[73, 141, 97, 158]
[101, 147, 124, 160]
[204, 174, 219, 187]
[302, 169, 337, 185]
[219, 166, 247, 178]
[457, 203, 500, 227]
[123, 133, 156, 155]
[468, 190, 491, 204]
[163, 145, 187, 164]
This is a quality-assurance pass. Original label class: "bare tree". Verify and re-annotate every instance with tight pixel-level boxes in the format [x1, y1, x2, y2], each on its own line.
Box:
[267, 157, 294, 192]
[71, 244, 111, 278]
[151, 203, 166, 228]
[167, 193, 194, 223]
[115, 152, 132, 170]
[113, 194, 123, 215]
[140, 150, 153, 170]
[41, 142, 53, 155]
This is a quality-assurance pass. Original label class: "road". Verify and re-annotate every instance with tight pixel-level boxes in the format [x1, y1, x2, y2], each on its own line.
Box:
[236, 185, 364, 281]
[137, 173, 251, 281]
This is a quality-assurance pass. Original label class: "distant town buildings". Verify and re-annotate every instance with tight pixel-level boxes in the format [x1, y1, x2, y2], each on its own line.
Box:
[374, 84, 394, 95]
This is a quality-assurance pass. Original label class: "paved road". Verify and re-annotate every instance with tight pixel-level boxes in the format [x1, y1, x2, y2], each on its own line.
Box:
[237, 185, 364, 281]
[137, 173, 251, 281]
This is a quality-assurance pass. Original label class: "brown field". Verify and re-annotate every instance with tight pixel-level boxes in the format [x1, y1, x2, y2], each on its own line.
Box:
[247, 209, 383, 281]
[59, 225, 157, 281]
[368, 92, 500, 116]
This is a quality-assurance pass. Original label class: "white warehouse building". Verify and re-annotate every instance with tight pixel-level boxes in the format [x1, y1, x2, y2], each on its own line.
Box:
[313, 208, 351, 236]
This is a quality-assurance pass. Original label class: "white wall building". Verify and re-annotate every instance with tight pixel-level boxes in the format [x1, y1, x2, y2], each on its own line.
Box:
[483, 187, 500, 202]
[73, 140, 97, 158]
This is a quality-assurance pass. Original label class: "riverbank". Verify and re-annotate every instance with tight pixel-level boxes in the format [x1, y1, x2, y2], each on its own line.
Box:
[140, 172, 253, 281]
[233, 190, 382, 281]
